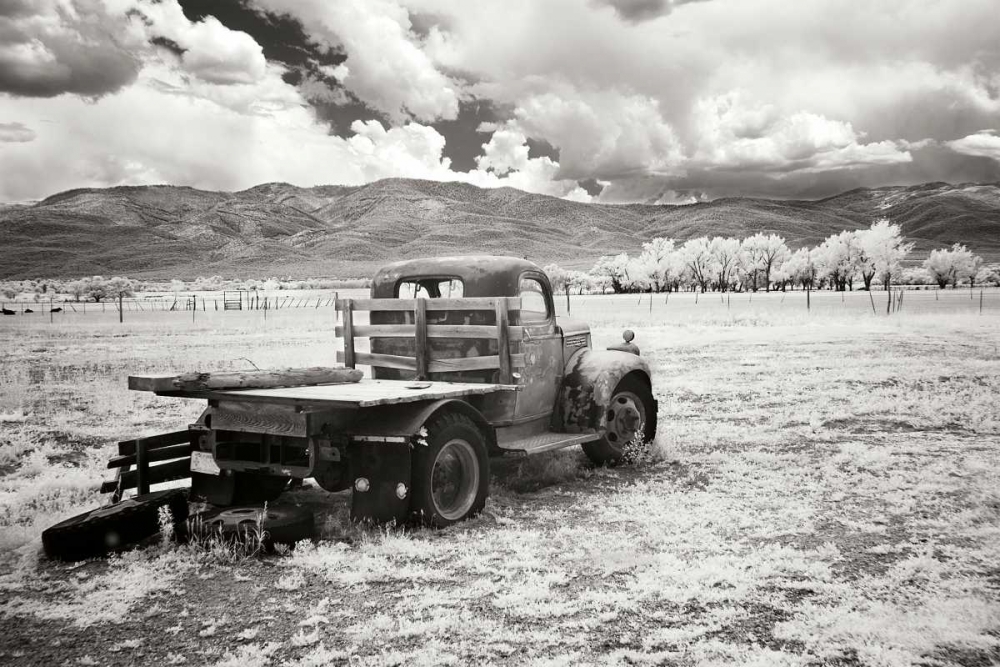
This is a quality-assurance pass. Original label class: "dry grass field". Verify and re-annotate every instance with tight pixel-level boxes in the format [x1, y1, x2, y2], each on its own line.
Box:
[1, 290, 998, 666]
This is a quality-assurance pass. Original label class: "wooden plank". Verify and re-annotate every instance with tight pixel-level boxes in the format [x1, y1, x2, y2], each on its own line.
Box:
[414, 298, 428, 380]
[336, 324, 524, 340]
[100, 458, 192, 494]
[342, 299, 356, 369]
[338, 351, 418, 371]
[130, 367, 363, 393]
[337, 297, 521, 312]
[118, 430, 192, 456]
[136, 440, 149, 495]
[108, 442, 192, 469]
[496, 300, 512, 384]
[338, 351, 524, 373]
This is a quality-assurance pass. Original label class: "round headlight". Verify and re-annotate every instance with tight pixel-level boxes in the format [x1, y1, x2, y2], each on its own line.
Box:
[354, 477, 370, 493]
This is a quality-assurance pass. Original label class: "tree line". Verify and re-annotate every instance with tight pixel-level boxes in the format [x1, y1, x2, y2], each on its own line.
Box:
[545, 219, 996, 298]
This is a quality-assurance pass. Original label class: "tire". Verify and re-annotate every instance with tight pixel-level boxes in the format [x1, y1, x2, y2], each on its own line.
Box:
[582, 375, 657, 466]
[187, 505, 315, 548]
[42, 489, 189, 562]
[410, 412, 489, 527]
[229, 473, 290, 505]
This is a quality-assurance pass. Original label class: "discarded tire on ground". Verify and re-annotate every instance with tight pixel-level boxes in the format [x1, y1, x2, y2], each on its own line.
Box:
[42, 489, 190, 562]
[410, 411, 490, 528]
[186, 505, 315, 549]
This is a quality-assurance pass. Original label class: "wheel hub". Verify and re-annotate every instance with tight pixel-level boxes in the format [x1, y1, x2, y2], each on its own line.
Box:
[431, 439, 479, 521]
[605, 392, 645, 446]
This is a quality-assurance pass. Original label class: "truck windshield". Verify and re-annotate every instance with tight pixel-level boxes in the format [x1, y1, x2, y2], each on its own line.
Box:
[396, 278, 464, 299]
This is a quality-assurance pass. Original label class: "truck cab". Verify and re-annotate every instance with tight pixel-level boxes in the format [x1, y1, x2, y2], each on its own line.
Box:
[368, 256, 595, 436]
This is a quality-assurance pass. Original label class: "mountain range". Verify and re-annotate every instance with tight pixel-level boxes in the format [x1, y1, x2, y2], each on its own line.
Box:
[2, 178, 998, 279]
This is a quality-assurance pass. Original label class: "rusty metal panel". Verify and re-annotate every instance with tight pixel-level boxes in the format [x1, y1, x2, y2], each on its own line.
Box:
[559, 349, 652, 433]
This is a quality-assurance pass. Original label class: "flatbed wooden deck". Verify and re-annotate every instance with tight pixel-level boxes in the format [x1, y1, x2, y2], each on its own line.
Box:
[129, 377, 519, 408]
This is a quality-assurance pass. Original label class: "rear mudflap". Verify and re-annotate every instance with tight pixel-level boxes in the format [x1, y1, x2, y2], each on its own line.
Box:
[349, 441, 411, 524]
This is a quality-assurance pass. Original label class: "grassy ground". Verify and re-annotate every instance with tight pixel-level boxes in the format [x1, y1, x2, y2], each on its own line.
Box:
[1, 294, 998, 666]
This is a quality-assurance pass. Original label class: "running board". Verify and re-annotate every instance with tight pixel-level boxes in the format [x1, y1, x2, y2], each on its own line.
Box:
[497, 432, 600, 456]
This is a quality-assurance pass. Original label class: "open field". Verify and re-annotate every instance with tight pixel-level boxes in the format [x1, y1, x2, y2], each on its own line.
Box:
[1, 293, 999, 666]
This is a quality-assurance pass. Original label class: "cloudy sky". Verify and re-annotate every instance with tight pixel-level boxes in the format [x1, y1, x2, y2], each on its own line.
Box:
[1, 0, 999, 204]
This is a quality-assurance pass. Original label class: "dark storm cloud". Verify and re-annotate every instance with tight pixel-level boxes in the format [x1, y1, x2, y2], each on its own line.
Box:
[435, 100, 511, 171]
[594, 0, 708, 22]
[577, 178, 606, 197]
[0, 0, 140, 98]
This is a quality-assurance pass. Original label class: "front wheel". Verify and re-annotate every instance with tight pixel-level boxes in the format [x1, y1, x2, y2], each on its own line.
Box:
[410, 412, 489, 527]
[582, 375, 657, 466]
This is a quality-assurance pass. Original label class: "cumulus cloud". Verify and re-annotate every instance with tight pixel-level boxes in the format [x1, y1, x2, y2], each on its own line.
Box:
[947, 132, 1000, 161]
[691, 92, 911, 172]
[3, 0, 1000, 203]
[0, 0, 142, 97]
[253, 0, 460, 123]
[0, 120, 35, 142]
[130, 0, 268, 85]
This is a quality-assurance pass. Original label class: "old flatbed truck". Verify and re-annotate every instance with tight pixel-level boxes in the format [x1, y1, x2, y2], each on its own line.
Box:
[43, 257, 657, 558]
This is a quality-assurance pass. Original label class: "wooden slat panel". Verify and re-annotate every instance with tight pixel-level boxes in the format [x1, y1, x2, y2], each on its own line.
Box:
[337, 297, 521, 312]
[100, 458, 192, 494]
[495, 300, 512, 384]
[117, 430, 191, 456]
[414, 299, 428, 380]
[108, 442, 193, 469]
[342, 299, 355, 369]
[336, 324, 524, 340]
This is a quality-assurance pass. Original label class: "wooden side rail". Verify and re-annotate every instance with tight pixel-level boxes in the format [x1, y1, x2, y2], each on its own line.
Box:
[335, 296, 523, 383]
[102, 430, 194, 499]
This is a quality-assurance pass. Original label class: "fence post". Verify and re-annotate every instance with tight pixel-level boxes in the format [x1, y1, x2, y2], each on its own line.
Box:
[565, 285, 571, 315]
[119, 294, 123, 323]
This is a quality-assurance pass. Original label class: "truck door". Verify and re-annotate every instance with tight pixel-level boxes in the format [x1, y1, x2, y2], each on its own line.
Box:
[513, 273, 563, 426]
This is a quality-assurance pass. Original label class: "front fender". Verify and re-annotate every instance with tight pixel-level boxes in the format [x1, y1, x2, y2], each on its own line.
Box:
[559, 349, 651, 433]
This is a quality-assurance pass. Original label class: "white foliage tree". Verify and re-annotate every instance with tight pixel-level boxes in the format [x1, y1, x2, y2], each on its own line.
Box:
[709, 237, 742, 292]
[681, 237, 716, 293]
[741, 233, 790, 292]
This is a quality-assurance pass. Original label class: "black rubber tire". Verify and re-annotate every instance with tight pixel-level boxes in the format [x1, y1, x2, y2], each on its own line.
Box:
[582, 375, 657, 466]
[229, 473, 290, 505]
[410, 412, 489, 527]
[187, 505, 315, 548]
[42, 489, 189, 562]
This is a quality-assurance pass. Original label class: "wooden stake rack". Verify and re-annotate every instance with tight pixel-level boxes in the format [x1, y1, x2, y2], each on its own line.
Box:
[335, 297, 525, 383]
[101, 429, 196, 501]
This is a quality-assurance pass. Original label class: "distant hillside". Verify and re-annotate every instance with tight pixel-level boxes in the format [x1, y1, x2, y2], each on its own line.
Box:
[2, 178, 998, 279]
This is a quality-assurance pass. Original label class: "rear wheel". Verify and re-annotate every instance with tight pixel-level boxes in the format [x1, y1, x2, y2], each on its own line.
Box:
[410, 412, 489, 527]
[582, 375, 657, 466]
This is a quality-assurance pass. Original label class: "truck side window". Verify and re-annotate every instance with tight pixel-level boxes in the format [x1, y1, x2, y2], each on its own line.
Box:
[397, 279, 463, 299]
[518, 277, 550, 323]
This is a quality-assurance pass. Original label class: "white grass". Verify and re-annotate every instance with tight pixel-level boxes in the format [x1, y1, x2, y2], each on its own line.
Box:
[1, 296, 998, 665]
